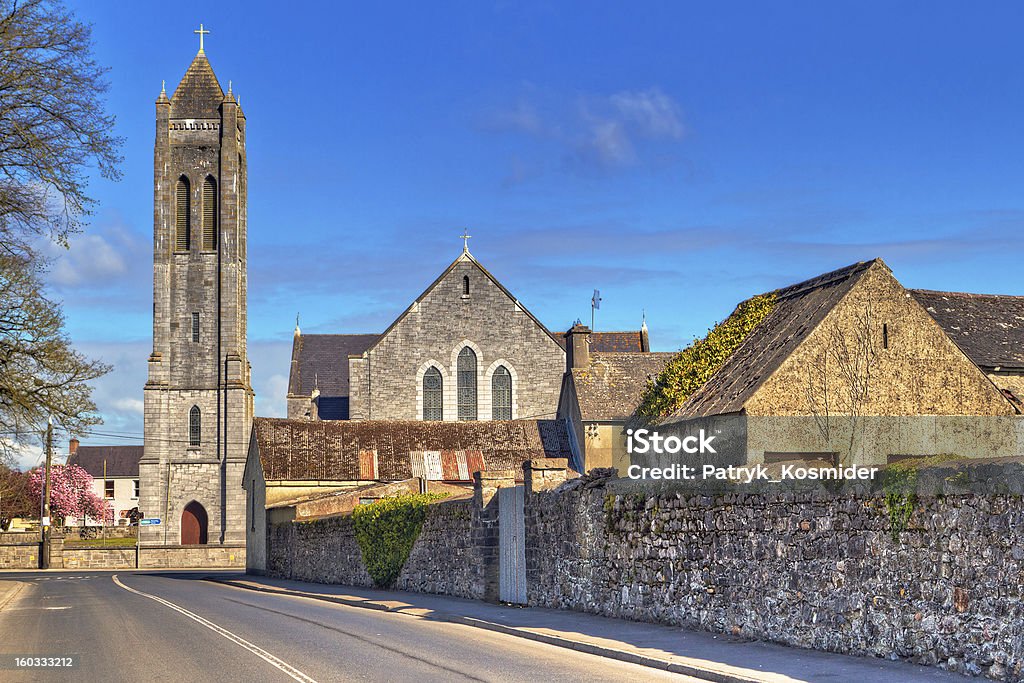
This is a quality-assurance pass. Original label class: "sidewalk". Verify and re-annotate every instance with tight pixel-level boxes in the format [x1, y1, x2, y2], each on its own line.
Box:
[207, 574, 966, 683]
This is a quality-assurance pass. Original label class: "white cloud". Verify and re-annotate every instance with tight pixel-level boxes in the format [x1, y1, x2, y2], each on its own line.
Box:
[609, 88, 685, 139]
[48, 232, 127, 287]
[112, 398, 145, 414]
[481, 86, 687, 176]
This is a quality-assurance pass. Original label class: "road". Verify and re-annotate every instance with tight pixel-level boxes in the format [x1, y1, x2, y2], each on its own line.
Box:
[0, 571, 695, 682]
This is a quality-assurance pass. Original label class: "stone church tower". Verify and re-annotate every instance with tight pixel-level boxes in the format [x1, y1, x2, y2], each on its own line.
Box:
[139, 39, 252, 554]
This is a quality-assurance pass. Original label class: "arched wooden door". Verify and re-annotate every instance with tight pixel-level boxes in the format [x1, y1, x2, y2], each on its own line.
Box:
[181, 501, 208, 545]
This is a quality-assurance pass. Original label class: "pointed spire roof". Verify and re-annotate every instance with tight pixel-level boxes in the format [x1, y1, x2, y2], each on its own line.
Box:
[170, 51, 224, 118]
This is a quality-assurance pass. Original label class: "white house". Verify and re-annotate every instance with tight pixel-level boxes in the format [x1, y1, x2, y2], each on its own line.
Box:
[65, 440, 144, 526]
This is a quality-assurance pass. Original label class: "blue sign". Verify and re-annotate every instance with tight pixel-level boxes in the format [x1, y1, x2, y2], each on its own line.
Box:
[139, 518, 161, 526]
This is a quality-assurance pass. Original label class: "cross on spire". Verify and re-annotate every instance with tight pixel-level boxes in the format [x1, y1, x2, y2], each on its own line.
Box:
[460, 229, 472, 253]
[194, 23, 210, 53]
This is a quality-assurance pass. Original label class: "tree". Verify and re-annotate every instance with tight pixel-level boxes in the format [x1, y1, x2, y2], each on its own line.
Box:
[0, 0, 121, 461]
[27, 463, 109, 525]
[0, 0, 123, 258]
[0, 464, 34, 528]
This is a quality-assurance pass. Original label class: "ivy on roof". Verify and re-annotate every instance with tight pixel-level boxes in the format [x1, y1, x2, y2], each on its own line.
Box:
[636, 293, 777, 420]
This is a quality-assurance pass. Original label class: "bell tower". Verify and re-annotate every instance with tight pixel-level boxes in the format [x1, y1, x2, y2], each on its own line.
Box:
[140, 30, 253, 556]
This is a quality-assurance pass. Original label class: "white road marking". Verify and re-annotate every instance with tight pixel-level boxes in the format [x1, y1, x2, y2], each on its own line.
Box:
[111, 574, 318, 683]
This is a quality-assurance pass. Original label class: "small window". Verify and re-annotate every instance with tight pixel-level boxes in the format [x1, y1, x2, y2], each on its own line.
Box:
[175, 176, 190, 251]
[132, 479, 140, 499]
[463, 275, 470, 295]
[191, 312, 200, 342]
[423, 367, 443, 421]
[104, 480, 115, 499]
[457, 347, 477, 421]
[492, 366, 512, 420]
[883, 323, 889, 349]
[189, 406, 201, 447]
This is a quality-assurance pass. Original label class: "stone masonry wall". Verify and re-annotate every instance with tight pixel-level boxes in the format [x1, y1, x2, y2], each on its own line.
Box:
[63, 548, 136, 570]
[267, 498, 485, 599]
[526, 469, 1024, 681]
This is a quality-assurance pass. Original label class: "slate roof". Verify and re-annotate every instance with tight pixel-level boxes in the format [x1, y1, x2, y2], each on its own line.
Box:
[555, 331, 650, 353]
[287, 333, 379, 398]
[67, 446, 144, 478]
[671, 259, 879, 419]
[251, 417, 574, 481]
[910, 290, 1024, 370]
[571, 352, 675, 421]
[170, 51, 224, 118]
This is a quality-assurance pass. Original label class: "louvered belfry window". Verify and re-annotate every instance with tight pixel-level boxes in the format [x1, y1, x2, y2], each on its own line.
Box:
[492, 366, 512, 420]
[457, 347, 477, 421]
[202, 176, 217, 250]
[189, 406, 201, 447]
[423, 367, 443, 421]
[175, 176, 190, 251]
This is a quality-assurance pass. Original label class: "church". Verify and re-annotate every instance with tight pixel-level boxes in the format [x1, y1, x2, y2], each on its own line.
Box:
[113, 34, 657, 566]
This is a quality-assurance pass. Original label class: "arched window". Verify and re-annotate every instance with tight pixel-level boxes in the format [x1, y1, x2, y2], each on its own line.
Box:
[423, 367, 443, 421]
[463, 275, 470, 295]
[175, 176, 190, 251]
[457, 347, 477, 421]
[188, 406, 201, 447]
[202, 176, 217, 250]
[492, 366, 512, 420]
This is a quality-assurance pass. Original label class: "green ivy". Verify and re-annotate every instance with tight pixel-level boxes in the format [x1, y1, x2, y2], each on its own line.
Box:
[882, 464, 918, 542]
[353, 493, 446, 588]
[636, 293, 777, 419]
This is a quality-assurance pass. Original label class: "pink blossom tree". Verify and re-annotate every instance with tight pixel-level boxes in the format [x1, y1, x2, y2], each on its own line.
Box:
[27, 464, 111, 526]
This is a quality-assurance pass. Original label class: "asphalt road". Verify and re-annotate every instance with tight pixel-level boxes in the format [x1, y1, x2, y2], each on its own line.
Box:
[0, 571, 696, 682]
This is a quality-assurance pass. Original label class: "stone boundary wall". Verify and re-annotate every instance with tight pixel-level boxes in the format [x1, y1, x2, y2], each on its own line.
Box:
[0, 538, 38, 569]
[138, 545, 245, 569]
[268, 498, 485, 599]
[59, 526, 137, 541]
[526, 468, 1024, 682]
[63, 548, 136, 570]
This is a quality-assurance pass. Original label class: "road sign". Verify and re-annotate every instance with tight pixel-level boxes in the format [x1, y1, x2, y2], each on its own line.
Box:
[139, 518, 161, 526]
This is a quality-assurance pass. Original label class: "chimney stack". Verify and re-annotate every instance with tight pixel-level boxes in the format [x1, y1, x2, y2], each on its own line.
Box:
[565, 323, 591, 371]
[69, 438, 80, 457]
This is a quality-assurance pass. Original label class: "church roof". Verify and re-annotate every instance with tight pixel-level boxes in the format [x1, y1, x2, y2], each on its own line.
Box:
[910, 289, 1024, 370]
[251, 417, 575, 481]
[288, 333, 379, 398]
[170, 51, 225, 119]
[67, 446, 144, 478]
[569, 352, 675, 421]
[670, 259, 880, 419]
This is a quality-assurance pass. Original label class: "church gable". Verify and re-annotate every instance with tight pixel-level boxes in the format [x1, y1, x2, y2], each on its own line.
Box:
[348, 251, 565, 422]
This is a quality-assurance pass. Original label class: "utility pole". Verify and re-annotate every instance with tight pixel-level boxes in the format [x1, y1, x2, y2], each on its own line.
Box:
[41, 417, 53, 569]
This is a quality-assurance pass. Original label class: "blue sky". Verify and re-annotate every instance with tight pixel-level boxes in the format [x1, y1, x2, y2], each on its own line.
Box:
[39, 1, 1024, 456]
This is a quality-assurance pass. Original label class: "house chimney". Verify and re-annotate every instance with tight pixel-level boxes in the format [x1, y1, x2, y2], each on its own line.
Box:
[69, 438, 79, 457]
[565, 323, 591, 371]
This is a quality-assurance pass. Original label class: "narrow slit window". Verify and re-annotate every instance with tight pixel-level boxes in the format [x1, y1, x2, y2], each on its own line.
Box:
[457, 347, 477, 421]
[492, 365, 512, 420]
[191, 312, 200, 342]
[175, 176, 190, 251]
[463, 275, 470, 295]
[423, 367, 443, 421]
[189, 406, 201, 447]
[883, 323, 889, 349]
[202, 176, 217, 250]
